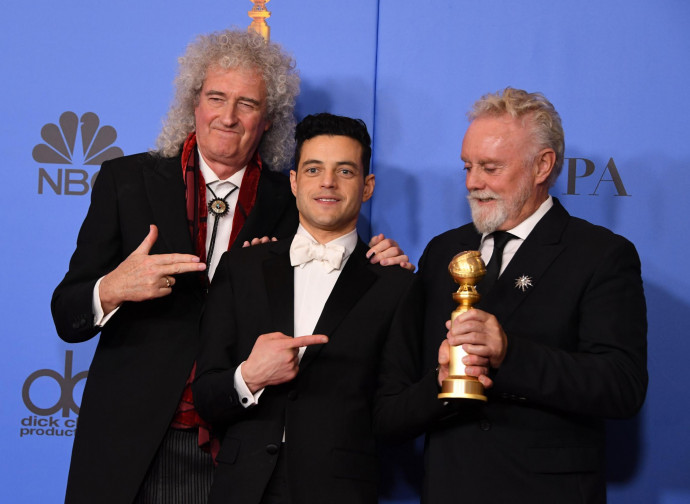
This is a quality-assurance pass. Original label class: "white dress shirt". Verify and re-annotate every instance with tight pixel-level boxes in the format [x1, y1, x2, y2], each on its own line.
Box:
[234, 225, 358, 408]
[479, 196, 554, 276]
[199, 154, 245, 281]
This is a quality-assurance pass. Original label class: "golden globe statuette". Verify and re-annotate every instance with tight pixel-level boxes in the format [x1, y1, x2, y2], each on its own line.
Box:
[439, 250, 488, 401]
[248, 0, 271, 42]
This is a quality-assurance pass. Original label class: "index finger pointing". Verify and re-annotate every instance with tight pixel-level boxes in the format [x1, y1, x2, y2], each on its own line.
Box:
[288, 334, 329, 348]
[167, 261, 208, 275]
[155, 253, 202, 264]
[151, 254, 207, 274]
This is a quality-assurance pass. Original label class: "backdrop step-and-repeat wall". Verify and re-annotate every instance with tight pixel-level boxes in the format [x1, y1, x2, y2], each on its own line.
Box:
[1, 1, 688, 502]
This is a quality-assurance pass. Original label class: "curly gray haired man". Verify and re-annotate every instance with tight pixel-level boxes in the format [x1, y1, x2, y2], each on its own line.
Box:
[52, 29, 303, 504]
[156, 29, 300, 171]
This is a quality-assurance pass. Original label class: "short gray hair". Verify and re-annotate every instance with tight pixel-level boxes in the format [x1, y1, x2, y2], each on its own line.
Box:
[468, 87, 564, 187]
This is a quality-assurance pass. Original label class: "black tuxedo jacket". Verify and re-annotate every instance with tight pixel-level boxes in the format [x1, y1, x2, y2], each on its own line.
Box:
[193, 237, 421, 504]
[414, 198, 648, 504]
[51, 152, 299, 504]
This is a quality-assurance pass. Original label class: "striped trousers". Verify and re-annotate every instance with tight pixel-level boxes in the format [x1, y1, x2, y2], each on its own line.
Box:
[134, 428, 214, 504]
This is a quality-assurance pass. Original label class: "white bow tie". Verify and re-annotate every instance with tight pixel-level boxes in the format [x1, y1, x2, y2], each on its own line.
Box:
[290, 234, 346, 272]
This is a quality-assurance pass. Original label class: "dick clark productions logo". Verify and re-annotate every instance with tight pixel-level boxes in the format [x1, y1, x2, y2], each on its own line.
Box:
[34, 111, 123, 196]
[20, 351, 88, 438]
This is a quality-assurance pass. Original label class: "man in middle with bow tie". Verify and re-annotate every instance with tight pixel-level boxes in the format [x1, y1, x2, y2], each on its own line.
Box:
[193, 113, 459, 504]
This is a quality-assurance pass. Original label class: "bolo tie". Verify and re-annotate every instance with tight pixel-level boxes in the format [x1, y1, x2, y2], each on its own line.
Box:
[206, 183, 238, 269]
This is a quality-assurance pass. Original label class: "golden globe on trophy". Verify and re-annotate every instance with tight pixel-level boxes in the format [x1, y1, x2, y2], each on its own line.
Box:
[438, 250, 488, 401]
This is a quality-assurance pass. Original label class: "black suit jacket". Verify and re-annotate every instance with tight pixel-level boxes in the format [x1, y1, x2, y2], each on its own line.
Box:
[414, 198, 648, 504]
[51, 152, 298, 504]
[193, 237, 421, 504]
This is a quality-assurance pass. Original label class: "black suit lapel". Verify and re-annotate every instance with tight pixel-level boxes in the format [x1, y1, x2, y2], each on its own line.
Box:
[462, 230, 482, 251]
[263, 240, 295, 336]
[143, 155, 205, 299]
[143, 155, 195, 255]
[452, 228, 482, 259]
[299, 240, 377, 372]
[481, 199, 569, 321]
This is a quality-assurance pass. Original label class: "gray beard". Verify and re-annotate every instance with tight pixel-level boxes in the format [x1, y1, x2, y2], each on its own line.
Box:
[467, 182, 532, 234]
[468, 197, 508, 234]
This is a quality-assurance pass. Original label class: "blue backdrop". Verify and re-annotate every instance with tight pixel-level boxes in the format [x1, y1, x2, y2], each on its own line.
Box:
[2, 1, 688, 502]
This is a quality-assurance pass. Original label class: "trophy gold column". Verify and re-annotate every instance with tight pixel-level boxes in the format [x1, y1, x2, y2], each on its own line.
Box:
[248, 0, 271, 42]
[438, 250, 488, 401]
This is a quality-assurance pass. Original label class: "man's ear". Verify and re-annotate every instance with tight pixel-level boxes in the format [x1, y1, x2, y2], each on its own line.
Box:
[362, 174, 375, 202]
[534, 148, 556, 185]
[289, 170, 297, 197]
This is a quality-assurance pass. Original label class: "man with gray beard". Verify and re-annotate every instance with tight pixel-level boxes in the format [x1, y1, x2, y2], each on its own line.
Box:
[385, 88, 648, 503]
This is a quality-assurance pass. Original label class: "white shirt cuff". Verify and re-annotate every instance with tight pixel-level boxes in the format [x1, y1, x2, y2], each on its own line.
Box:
[234, 362, 265, 408]
[93, 276, 120, 327]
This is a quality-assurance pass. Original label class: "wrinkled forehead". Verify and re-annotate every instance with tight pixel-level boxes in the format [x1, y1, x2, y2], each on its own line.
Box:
[196, 62, 267, 96]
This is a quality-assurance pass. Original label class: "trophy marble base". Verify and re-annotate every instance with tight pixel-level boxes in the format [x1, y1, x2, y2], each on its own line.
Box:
[438, 376, 488, 401]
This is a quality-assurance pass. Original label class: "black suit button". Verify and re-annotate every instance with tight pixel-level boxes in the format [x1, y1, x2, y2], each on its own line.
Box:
[287, 390, 298, 400]
[479, 420, 491, 431]
[266, 444, 279, 455]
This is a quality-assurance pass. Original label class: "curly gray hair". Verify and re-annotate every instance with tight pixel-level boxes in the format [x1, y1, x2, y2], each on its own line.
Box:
[155, 29, 300, 171]
[468, 87, 565, 187]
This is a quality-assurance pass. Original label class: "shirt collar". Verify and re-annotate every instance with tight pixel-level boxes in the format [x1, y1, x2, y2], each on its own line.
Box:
[481, 195, 553, 242]
[198, 147, 246, 188]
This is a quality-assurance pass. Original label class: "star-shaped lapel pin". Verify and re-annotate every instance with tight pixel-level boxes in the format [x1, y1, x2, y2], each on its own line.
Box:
[514, 275, 533, 292]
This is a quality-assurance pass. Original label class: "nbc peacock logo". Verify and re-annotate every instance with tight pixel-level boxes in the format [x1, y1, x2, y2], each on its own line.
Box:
[34, 111, 124, 195]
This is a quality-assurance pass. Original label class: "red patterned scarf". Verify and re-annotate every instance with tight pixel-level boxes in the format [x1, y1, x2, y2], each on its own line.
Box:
[171, 132, 263, 459]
